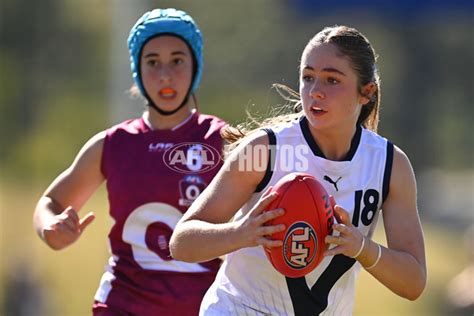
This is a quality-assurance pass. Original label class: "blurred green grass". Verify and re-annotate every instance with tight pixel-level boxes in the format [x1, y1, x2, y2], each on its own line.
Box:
[0, 181, 469, 316]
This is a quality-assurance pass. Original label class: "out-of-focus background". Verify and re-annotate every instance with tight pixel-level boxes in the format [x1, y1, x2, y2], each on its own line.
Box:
[1, 0, 473, 315]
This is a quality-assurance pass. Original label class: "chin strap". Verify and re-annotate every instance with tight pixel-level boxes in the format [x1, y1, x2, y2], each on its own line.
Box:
[144, 85, 192, 116]
[147, 95, 190, 116]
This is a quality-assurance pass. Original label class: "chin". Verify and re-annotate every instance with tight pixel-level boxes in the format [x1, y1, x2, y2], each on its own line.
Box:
[305, 115, 330, 131]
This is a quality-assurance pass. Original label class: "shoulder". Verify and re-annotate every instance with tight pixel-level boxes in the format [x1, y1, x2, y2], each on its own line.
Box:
[106, 117, 146, 137]
[69, 130, 106, 172]
[221, 130, 271, 190]
[388, 145, 417, 199]
[195, 112, 228, 140]
[260, 118, 303, 147]
[197, 113, 227, 129]
[225, 129, 270, 164]
[392, 145, 415, 180]
[80, 131, 107, 156]
[271, 118, 301, 135]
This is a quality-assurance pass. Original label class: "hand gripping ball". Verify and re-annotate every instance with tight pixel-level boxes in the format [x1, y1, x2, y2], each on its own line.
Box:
[264, 172, 334, 278]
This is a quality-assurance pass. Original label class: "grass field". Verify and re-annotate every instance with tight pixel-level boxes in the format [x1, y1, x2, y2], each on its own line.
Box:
[0, 181, 470, 316]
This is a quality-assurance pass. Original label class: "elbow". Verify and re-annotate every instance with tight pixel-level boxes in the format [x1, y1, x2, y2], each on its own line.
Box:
[168, 240, 182, 261]
[49, 243, 66, 251]
[169, 233, 195, 263]
[402, 269, 427, 301]
[410, 276, 427, 301]
[404, 287, 425, 301]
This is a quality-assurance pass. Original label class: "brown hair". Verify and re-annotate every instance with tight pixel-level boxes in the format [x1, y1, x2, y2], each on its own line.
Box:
[222, 25, 381, 146]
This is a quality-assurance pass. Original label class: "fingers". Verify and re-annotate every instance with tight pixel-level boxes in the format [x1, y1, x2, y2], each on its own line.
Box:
[249, 191, 279, 217]
[259, 237, 283, 248]
[260, 186, 273, 199]
[324, 233, 346, 257]
[325, 234, 341, 244]
[324, 245, 342, 257]
[79, 212, 95, 231]
[332, 223, 351, 235]
[256, 211, 286, 248]
[257, 208, 284, 226]
[58, 207, 80, 233]
[329, 195, 344, 224]
[333, 204, 351, 225]
[324, 222, 365, 258]
[42, 207, 94, 250]
[258, 223, 285, 236]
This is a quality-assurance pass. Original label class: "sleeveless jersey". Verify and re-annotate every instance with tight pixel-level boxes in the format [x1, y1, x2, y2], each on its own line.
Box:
[200, 117, 394, 316]
[95, 112, 226, 316]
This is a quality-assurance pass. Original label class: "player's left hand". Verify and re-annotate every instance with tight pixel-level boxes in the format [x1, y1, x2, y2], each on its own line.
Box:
[324, 198, 365, 258]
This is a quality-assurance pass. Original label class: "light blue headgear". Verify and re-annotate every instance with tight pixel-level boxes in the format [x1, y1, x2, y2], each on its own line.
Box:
[128, 8, 203, 97]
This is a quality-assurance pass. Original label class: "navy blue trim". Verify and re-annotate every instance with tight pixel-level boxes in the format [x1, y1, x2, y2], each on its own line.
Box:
[299, 117, 362, 161]
[255, 128, 276, 193]
[286, 255, 357, 315]
[382, 142, 394, 203]
[300, 116, 324, 157]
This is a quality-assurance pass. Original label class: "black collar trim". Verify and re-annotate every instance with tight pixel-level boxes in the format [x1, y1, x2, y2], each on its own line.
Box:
[299, 116, 362, 161]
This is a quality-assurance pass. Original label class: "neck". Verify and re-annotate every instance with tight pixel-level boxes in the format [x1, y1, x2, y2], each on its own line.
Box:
[309, 123, 357, 161]
[144, 105, 194, 130]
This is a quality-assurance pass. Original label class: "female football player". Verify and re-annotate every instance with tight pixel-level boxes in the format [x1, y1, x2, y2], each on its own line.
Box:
[170, 25, 426, 315]
[34, 8, 226, 315]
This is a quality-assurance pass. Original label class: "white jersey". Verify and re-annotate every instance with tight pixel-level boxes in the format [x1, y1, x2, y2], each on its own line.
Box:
[200, 117, 394, 316]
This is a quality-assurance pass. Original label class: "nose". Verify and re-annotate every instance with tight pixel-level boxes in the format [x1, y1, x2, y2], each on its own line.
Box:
[159, 66, 172, 82]
[310, 81, 325, 100]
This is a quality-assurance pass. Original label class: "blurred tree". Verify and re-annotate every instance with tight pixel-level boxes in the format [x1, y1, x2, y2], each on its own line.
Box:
[0, 0, 108, 180]
[0, 0, 472, 182]
[0, 0, 60, 161]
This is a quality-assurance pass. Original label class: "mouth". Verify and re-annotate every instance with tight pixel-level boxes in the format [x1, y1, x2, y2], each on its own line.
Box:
[310, 105, 327, 115]
[159, 87, 177, 99]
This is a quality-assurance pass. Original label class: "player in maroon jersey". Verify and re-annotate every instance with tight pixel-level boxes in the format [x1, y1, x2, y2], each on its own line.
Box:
[33, 8, 226, 315]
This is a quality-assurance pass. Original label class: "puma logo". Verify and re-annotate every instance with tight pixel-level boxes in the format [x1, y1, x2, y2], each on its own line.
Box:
[323, 175, 342, 191]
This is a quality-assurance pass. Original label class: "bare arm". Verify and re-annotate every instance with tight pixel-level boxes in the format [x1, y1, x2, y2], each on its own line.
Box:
[33, 131, 106, 250]
[170, 133, 286, 262]
[325, 146, 426, 300]
[367, 146, 426, 299]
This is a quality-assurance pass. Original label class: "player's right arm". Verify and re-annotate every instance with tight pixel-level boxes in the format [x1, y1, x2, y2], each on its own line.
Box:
[33, 131, 106, 250]
[170, 133, 286, 263]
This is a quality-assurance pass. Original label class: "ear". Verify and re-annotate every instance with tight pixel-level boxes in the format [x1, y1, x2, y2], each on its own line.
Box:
[359, 82, 376, 106]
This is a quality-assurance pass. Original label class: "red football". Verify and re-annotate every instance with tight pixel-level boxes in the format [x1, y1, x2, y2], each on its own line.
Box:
[263, 172, 334, 278]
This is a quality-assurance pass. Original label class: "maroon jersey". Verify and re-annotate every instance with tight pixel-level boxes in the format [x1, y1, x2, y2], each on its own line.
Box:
[94, 112, 226, 315]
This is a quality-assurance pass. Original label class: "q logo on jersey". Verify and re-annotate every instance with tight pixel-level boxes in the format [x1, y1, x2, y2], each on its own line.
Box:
[283, 222, 318, 269]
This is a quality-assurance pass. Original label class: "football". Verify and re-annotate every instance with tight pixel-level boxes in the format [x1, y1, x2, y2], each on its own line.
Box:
[263, 172, 334, 278]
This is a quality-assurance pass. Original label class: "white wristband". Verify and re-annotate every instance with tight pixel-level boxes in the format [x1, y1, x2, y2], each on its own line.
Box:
[365, 244, 382, 270]
[350, 237, 365, 259]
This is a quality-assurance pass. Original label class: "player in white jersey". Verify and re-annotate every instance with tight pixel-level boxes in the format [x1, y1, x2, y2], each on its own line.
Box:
[170, 25, 427, 315]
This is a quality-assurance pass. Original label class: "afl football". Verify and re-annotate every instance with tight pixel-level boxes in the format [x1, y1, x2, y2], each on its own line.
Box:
[264, 172, 334, 278]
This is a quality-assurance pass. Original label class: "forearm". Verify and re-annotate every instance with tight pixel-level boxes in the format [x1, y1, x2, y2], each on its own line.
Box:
[170, 219, 243, 263]
[358, 238, 426, 300]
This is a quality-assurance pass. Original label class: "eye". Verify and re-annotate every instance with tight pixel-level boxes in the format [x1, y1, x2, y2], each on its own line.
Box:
[302, 75, 314, 82]
[173, 58, 185, 65]
[327, 77, 340, 84]
[146, 59, 159, 67]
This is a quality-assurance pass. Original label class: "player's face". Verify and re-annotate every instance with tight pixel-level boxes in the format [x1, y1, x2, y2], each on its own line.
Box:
[140, 36, 193, 112]
[299, 43, 367, 131]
